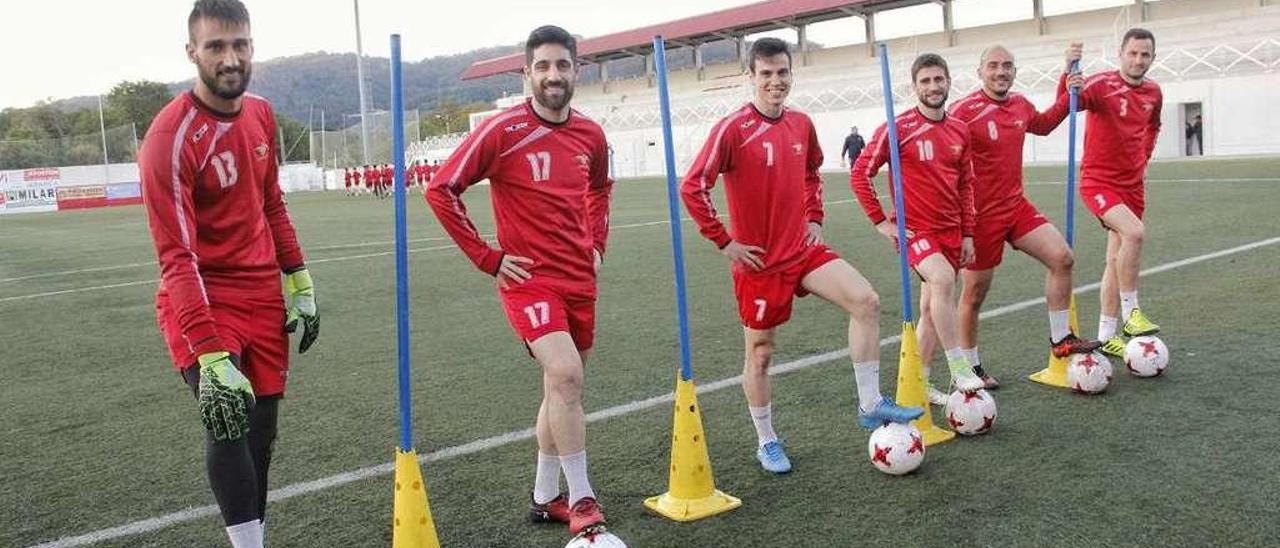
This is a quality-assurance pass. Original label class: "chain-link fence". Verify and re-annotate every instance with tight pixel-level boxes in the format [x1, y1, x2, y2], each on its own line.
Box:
[0, 124, 138, 171]
[308, 110, 419, 169]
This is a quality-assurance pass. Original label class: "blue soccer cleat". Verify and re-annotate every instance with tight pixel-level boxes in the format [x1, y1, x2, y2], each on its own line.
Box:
[858, 396, 925, 430]
[756, 440, 792, 474]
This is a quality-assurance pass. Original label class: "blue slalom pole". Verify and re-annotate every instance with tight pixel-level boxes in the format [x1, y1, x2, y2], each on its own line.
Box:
[1065, 59, 1080, 249]
[877, 43, 915, 324]
[653, 36, 694, 382]
[390, 34, 413, 451]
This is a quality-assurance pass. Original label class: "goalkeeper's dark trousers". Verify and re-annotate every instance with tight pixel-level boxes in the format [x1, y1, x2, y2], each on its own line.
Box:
[183, 367, 280, 526]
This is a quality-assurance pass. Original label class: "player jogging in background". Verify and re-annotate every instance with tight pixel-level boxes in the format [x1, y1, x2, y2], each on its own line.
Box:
[381, 163, 393, 197]
[426, 25, 618, 542]
[343, 167, 352, 195]
[1077, 28, 1164, 356]
[851, 53, 986, 396]
[915, 43, 1100, 399]
[362, 164, 373, 195]
[351, 165, 362, 195]
[139, 2, 319, 547]
[682, 38, 922, 476]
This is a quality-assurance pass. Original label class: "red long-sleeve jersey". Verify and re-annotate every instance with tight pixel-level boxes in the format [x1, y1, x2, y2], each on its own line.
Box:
[140, 91, 304, 357]
[851, 107, 976, 236]
[426, 99, 613, 283]
[948, 75, 1070, 216]
[1079, 70, 1163, 189]
[681, 103, 825, 273]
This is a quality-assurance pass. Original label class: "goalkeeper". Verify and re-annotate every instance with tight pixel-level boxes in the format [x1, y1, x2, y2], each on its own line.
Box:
[139, 2, 319, 546]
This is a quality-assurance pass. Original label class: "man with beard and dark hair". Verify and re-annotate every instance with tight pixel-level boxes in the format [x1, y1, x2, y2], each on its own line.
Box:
[139, 1, 319, 546]
[426, 25, 620, 544]
[683, 37, 922, 475]
[1075, 28, 1164, 357]
[913, 44, 1098, 400]
[852, 53, 987, 396]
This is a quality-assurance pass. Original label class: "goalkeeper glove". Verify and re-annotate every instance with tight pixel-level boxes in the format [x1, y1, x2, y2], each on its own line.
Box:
[197, 352, 254, 442]
[284, 268, 319, 353]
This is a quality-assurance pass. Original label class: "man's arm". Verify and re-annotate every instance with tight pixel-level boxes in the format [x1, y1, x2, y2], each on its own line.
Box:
[957, 135, 977, 238]
[261, 112, 305, 271]
[139, 129, 224, 357]
[850, 124, 891, 226]
[680, 118, 735, 248]
[425, 120, 505, 275]
[586, 136, 614, 261]
[804, 122, 826, 225]
[1145, 91, 1163, 161]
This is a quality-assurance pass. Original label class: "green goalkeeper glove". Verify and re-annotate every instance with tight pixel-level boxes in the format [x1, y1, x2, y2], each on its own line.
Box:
[197, 352, 254, 441]
[284, 268, 319, 353]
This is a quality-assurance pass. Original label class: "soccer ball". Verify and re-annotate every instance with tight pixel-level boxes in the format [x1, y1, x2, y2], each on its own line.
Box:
[1067, 351, 1114, 394]
[1125, 335, 1169, 377]
[945, 389, 997, 435]
[867, 422, 925, 475]
[566, 532, 628, 548]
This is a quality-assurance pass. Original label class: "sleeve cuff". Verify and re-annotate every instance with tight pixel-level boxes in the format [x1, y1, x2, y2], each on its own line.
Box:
[186, 323, 225, 357]
[868, 211, 888, 226]
[712, 233, 733, 249]
[477, 249, 504, 276]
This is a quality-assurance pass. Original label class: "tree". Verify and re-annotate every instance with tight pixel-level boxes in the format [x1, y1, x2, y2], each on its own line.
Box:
[107, 80, 172, 136]
[274, 112, 310, 163]
[419, 99, 491, 137]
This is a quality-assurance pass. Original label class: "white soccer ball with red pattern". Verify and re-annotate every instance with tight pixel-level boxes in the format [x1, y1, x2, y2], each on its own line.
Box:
[945, 389, 997, 436]
[867, 422, 925, 475]
[566, 532, 628, 548]
[1068, 351, 1114, 394]
[1125, 336, 1169, 377]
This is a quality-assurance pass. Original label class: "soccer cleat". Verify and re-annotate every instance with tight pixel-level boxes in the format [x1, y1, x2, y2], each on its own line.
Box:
[568, 497, 607, 536]
[927, 384, 949, 406]
[1051, 334, 1104, 358]
[948, 358, 985, 393]
[1123, 309, 1160, 336]
[756, 440, 792, 474]
[529, 492, 570, 524]
[1100, 336, 1127, 358]
[858, 396, 925, 430]
[972, 364, 1000, 390]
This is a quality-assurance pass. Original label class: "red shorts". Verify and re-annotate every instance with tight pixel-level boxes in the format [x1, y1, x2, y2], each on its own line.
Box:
[968, 198, 1051, 271]
[499, 278, 597, 351]
[904, 230, 962, 272]
[157, 290, 289, 396]
[733, 244, 841, 330]
[1081, 183, 1145, 222]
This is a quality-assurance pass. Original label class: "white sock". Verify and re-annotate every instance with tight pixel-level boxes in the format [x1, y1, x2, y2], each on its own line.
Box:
[1120, 291, 1139, 319]
[853, 361, 883, 412]
[1049, 309, 1071, 342]
[225, 520, 264, 548]
[963, 347, 980, 367]
[748, 404, 778, 446]
[533, 452, 561, 504]
[944, 348, 967, 366]
[1098, 315, 1118, 341]
[560, 451, 596, 506]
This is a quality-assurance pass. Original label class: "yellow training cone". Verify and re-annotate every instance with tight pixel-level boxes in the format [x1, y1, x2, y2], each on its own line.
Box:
[392, 448, 440, 548]
[895, 322, 955, 446]
[644, 378, 742, 522]
[1029, 295, 1082, 388]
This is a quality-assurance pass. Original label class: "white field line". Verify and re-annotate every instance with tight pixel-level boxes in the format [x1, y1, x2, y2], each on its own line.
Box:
[0, 201, 855, 302]
[27, 235, 1280, 548]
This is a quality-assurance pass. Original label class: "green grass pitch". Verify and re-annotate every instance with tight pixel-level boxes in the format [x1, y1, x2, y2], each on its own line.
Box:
[2, 157, 1278, 547]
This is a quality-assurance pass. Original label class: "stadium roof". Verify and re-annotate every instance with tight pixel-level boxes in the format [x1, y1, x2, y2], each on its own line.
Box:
[461, 0, 933, 80]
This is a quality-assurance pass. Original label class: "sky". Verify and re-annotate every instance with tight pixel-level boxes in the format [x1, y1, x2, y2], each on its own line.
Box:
[0, 0, 1138, 110]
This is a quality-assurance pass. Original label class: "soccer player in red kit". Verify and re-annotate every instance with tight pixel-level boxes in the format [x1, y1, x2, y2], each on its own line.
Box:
[426, 26, 617, 541]
[683, 38, 921, 475]
[351, 165, 362, 194]
[915, 44, 1099, 396]
[382, 163, 394, 196]
[851, 53, 986, 395]
[139, 2, 318, 547]
[343, 167, 352, 195]
[1077, 28, 1164, 356]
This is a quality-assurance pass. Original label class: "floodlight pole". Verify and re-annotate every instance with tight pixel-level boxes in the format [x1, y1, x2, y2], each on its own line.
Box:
[353, 0, 372, 166]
